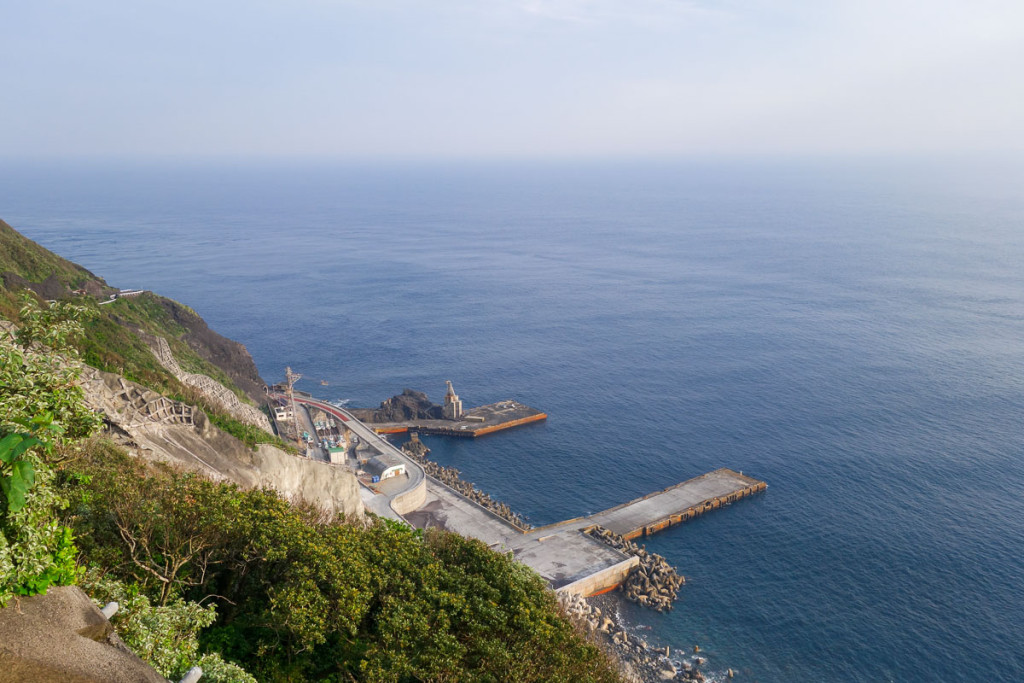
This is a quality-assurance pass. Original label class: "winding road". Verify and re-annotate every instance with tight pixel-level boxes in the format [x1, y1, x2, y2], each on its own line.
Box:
[270, 393, 426, 520]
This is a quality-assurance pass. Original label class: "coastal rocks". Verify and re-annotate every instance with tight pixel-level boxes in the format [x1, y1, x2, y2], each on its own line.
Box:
[0, 586, 166, 682]
[585, 526, 685, 612]
[559, 592, 713, 683]
[401, 438, 532, 529]
[401, 433, 430, 459]
[353, 389, 444, 423]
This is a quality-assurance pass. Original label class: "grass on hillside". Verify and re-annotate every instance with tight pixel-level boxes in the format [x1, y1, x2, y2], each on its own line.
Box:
[97, 294, 253, 405]
[0, 218, 99, 288]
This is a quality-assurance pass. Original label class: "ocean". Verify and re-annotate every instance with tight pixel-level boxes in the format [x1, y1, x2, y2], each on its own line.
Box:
[3, 158, 1023, 681]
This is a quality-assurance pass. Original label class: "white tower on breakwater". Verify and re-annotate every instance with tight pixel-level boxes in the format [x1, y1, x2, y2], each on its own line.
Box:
[443, 380, 463, 420]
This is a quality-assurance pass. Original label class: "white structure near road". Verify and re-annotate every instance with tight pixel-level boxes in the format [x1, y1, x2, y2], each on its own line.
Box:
[365, 454, 406, 481]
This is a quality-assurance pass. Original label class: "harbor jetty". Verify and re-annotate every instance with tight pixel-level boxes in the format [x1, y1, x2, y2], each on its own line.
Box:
[371, 400, 548, 437]
[409, 466, 765, 598]
[512, 468, 764, 596]
[272, 386, 765, 600]
[351, 381, 547, 437]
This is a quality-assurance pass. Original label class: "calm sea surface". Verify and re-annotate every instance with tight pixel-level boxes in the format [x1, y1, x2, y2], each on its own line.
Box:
[3, 159, 1023, 681]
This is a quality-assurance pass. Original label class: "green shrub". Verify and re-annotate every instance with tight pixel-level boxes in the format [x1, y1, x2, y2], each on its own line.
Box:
[63, 443, 622, 682]
[0, 299, 97, 605]
[83, 572, 255, 683]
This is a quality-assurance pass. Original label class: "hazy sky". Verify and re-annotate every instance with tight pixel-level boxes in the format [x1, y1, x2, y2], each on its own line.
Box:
[2, 0, 1023, 160]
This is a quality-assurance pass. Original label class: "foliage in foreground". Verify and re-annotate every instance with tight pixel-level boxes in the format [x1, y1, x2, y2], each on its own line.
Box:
[82, 571, 255, 683]
[1, 297, 254, 679]
[63, 442, 622, 682]
[0, 297, 100, 605]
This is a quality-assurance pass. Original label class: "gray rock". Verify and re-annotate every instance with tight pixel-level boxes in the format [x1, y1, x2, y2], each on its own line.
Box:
[0, 586, 166, 682]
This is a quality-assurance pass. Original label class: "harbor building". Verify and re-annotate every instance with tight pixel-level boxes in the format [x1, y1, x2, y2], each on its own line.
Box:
[365, 454, 406, 482]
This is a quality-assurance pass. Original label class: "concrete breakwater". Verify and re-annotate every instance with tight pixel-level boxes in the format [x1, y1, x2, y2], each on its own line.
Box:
[585, 526, 684, 612]
[583, 469, 768, 541]
[401, 437, 532, 530]
[407, 463, 766, 598]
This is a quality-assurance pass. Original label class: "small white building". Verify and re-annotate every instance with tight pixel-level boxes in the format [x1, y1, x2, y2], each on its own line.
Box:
[364, 454, 406, 481]
[273, 405, 293, 421]
[328, 445, 347, 465]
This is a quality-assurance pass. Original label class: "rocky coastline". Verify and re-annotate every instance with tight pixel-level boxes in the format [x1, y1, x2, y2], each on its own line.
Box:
[559, 591, 721, 682]
[353, 388, 443, 423]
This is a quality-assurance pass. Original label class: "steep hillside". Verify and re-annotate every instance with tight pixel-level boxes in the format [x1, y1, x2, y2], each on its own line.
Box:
[0, 218, 266, 405]
[0, 218, 113, 316]
[0, 218, 106, 289]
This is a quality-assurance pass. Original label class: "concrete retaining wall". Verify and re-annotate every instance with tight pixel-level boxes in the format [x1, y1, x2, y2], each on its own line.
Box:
[390, 476, 427, 516]
[556, 556, 640, 598]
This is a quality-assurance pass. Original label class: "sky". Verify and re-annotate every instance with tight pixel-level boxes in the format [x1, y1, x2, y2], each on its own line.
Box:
[2, 0, 1023, 160]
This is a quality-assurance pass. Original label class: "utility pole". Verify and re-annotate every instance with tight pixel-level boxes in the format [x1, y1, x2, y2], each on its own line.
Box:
[284, 366, 303, 449]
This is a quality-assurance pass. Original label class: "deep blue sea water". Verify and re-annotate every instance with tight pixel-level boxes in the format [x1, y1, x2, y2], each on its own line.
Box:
[3, 158, 1023, 681]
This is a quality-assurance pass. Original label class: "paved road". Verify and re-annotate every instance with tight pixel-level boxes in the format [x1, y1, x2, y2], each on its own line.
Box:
[271, 393, 425, 520]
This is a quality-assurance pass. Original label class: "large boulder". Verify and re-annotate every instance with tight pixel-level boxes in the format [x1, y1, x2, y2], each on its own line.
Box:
[0, 586, 166, 683]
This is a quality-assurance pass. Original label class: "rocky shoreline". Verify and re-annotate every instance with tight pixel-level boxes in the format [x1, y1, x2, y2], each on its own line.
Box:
[559, 591, 725, 682]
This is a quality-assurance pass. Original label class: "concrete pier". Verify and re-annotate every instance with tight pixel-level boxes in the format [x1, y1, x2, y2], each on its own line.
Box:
[370, 400, 547, 437]
[409, 466, 766, 596]
[580, 468, 767, 541]
[275, 390, 765, 598]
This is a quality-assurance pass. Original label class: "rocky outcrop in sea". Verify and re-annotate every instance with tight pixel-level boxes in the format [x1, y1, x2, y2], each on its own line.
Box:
[352, 388, 444, 423]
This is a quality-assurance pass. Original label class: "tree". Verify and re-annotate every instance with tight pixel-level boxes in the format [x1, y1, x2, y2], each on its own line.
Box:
[0, 294, 102, 446]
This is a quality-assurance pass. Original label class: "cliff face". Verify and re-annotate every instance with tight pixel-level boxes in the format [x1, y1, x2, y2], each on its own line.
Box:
[82, 368, 364, 521]
[0, 217, 265, 404]
[144, 297, 267, 404]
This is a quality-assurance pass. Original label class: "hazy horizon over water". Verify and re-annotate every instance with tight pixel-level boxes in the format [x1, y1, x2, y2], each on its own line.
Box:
[3, 158, 1023, 681]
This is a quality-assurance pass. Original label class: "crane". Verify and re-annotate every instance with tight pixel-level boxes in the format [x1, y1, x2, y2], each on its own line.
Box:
[284, 366, 303, 450]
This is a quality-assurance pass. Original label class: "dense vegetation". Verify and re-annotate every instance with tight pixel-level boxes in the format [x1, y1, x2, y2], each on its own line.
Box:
[63, 442, 620, 682]
[0, 298, 100, 604]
